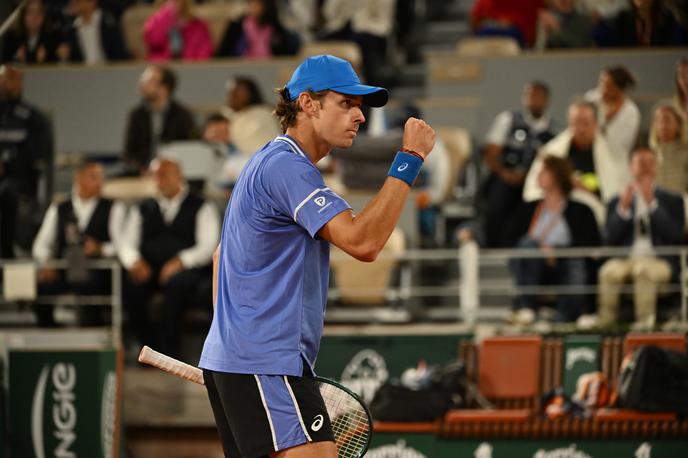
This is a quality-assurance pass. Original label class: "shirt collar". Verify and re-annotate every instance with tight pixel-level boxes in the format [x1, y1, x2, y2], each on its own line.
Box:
[274, 135, 307, 158]
[71, 188, 98, 207]
[74, 9, 102, 28]
[157, 184, 188, 206]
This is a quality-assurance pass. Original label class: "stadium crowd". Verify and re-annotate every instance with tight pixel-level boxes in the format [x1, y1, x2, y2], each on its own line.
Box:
[1, 0, 688, 357]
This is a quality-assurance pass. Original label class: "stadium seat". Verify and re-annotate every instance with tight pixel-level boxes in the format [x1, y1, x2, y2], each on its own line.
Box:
[299, 41, 362, 72]
[435, 127, 471, 202]
[455, 37, 521, 57]
[624, 332, 686, 356]
[121, 4, 155, 60]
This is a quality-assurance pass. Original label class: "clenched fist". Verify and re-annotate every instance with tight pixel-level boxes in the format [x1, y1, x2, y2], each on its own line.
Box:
[402, 118, 436, 160]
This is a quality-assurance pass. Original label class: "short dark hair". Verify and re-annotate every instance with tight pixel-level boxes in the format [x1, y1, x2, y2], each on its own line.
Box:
[273, 87, 327, 133]
[603, 65, 636, 91]
[542, 155, 574, 196]
[528, 80, 550, 98]
[630, 145, 656, 162]
[569, 98, 598, 119]
[75, 158, 101, 172]
[158, 66, 177, 94]
[232, 76, 264, 106]
[204, 112, 228, 129]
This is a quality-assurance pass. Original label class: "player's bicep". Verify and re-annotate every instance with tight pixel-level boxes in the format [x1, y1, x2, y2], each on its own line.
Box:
[318, 210, 376, 262]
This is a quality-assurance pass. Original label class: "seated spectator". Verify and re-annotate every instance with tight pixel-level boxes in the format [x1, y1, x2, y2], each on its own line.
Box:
[119, 158, 219, 358]
[650, 104, 688, 195]
[123, 65, 197, 174]
[505, 156, 600, 324]
[0, 65, 53, 256]
[143, 0, 213, 61]
[59, 0, 129, 64]
[32, 160, 125, 327]
[201, 112, 246, 193]
[481, 81, 560, 247]
[598, 147, 685, 329]
[319, 0, 395, 86]
[585, 66, 641, 160]
[524, 100, 627, 224]
[222, 76, 280, 157]
[470, 0, 545, 47]
[597, 0, 688, 47]
[216, 0, 299, 59]
[579, 0, 628, 23]
[1, 0, 61, 64]
[673, 57, 688, 125]
[537, 0, 594, 49]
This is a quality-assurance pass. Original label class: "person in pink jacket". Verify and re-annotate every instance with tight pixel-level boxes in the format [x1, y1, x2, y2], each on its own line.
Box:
[144, 0, 213, 61]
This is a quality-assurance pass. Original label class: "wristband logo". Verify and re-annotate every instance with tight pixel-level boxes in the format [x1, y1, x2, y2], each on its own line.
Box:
[397, 163, 409, 172]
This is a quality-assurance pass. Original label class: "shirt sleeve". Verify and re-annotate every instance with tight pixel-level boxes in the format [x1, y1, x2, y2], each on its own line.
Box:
[32, 203, 58, 263]
[263, 154, 351, 238]
[102, 201, 126, 258]
[178, 202, 220, 268]
[118, 206, 143, 269]
[485, 111, 513, 146]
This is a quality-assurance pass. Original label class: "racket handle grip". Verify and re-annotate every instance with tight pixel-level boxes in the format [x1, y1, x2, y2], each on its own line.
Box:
[138, 346, 205, 385]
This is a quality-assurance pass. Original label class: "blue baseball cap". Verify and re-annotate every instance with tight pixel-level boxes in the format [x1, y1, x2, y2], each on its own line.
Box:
[285, 55, 389, 107]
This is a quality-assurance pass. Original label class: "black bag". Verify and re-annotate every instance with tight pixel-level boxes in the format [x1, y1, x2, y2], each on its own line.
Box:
[617, 345, 688, 415]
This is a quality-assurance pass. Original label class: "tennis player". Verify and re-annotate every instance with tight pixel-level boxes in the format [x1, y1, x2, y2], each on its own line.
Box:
[199, 54, 435, 457]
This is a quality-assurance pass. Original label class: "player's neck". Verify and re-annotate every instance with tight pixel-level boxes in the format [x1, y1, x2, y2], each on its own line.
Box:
[285, 126, 331, 164]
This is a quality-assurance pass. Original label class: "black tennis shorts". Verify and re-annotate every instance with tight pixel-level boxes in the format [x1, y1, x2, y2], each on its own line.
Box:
[203, 368, 335, 458]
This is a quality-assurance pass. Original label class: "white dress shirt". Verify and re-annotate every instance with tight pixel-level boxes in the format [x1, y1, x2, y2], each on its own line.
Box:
[32, 193, 126, 263]
[585, 89, 641, 159]
[118, 186, 220, 269]
[75, 9, 105, 65]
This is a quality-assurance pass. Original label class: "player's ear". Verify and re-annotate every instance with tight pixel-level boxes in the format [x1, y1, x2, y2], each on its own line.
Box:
[298, 92, 320, 117]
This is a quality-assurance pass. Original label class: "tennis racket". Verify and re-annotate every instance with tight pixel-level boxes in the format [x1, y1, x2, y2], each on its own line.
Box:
[138, 346, 373, 458]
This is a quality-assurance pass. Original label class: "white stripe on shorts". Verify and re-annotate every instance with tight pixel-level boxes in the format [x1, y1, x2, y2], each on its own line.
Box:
[254, 375, 279, 451]
[283, 376, 312, 442]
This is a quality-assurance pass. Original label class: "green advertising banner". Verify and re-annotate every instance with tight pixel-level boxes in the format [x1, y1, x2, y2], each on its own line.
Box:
[369, 433, 688, 458]
[562, 335, 602, 396]
[9, 349, 119, 458]
[316, 333, 470, 404]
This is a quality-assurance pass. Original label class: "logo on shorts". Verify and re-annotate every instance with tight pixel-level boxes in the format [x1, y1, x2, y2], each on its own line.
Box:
[314, 196, 327, 207]
[397, 163, 409, 172]
[311, 414, 324, 432]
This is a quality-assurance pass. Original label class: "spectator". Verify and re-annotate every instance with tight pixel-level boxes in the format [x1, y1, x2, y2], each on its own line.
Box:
[59, 0, 129, 64]
[505, 156, 600, 324]
[201, 112, 245, 192]
[119, 158, 219, 358]
[597, 147, 685, 329]
[320, 0, 396, 86]
[143, 0, 213, 61]
[585, 66, 641, 160]
[481, 81, 560, 247]
[673, 57, 688, 124]
[598, 0, 688, 47]
[277, 0, 318, 45]
[32, 160, 126, 327]
[216, 0, 299, 59]
[0, 65, 53, 256]
[1, 0, 61, 64]
[470, 0, 545, 47]
[537, 0, 594, 49]
[579, 0, 628, 22]
[222, 76, 280, 157]
[123, 65, 197, 174]
[524, 101, 627, 225]
[650, 104, 688, 195]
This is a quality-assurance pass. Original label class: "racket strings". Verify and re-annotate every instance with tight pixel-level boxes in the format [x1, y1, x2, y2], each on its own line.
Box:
[319, 382, 371, 458]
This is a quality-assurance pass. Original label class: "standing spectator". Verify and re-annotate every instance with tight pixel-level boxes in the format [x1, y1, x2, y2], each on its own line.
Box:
[216, 0, 299, 58]
[673, 57, 688, 125]
[32, 160, 126, 327]
[650, 104, 688, 195]
[59, 0, 129, 64]
[144, 0, 213, 61]
[585, 66, 641, 161]
[482, 81, 559, 247]
[505, 156, 600, 323]
[123, 65, 197, 174]
[119, 158, 219, 358]
[524, 100, 626, 224]
[0, 65, 53, 256]
[537, 0, 594, 49]
[598, 0, 688, 47]
[470, 0, 545, 47]
[320, 0, 396, 86]
[597, 147, 684, 329]
[1, 0, 61, 64]
[222, 76, 280, 157]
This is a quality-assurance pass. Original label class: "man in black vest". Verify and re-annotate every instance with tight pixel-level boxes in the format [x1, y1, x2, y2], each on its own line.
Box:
[122, 66, 197, 175]
[32, 159, 125, 326]
[119, 158, 219, 358]
[481, 81, 560, 247]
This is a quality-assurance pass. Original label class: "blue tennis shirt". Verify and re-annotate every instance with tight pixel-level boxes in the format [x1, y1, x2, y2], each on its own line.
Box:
[199, 135, 351, 376]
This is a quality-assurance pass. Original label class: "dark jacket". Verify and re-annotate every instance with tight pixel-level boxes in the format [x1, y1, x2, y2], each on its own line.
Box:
[598, 8, 688, 47]
[503, 199, 601, 248]
[215, 16, 300, 57]
[604, 187, 685, 274]
[1, 27, 62, 63]
[123, 100, 197, 172]
[63, 10, 129, 62]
